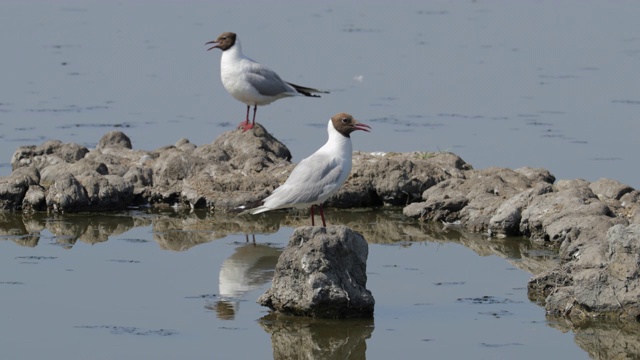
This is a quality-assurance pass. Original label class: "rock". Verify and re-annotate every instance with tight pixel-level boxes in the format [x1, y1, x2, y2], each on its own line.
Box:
[96, 131, 132, 150]
[337, 151, 471, 207]
[258, 226, 375, 318]
[590, 178, 634, 200]
[529, 224, 640, 321]
[39, 158, 109, 187]
[77, 174, 134, 211]
[405, 167, 553, 232]
[0, 128, 480, 213]
[620, 190, 640, 224]
[489, 183, 554, 236]
[11, 140, 89, 171]
[0, 167, 40, 211]
[45, 173, 89, 212]
[22, 185, 47, 212]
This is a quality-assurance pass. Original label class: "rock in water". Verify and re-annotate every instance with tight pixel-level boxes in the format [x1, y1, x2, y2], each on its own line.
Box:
[258, 226, 375, 318]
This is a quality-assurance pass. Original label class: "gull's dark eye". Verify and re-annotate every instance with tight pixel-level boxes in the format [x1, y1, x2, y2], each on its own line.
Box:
[341, 118, 349, 123]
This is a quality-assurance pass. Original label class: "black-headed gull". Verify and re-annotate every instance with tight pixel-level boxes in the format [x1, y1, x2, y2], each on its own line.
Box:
[206, 32, 329, 132]
[242, 112, 370, 226]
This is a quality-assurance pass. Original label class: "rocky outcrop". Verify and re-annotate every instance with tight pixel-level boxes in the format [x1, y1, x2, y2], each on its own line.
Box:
[1, 126, 470, 213]
[529, 224, 640, 321]
[258, 226, 375, 318]
[402, 168, 639, 322]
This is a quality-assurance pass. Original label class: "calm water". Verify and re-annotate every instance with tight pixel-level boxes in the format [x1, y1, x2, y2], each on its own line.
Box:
[0, 209, 587, 359]
[1, 1, 639, 358]
[0, 1, 639, 188]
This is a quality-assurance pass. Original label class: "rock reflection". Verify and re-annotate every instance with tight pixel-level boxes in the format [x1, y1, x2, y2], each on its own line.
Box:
[0, 208, 556, 275]
[549, 317, 640, 359]
[152, 211, 284, 251]
[259, 313, 373, 360]
[214, 235, 282, 320]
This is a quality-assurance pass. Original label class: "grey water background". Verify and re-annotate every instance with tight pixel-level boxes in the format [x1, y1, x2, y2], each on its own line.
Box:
[1, 0, 639, 359]
[1, 0, 639, 188]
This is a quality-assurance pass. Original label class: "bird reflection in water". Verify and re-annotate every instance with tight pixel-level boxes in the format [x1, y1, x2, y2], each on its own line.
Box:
[210, 234, 282, 320]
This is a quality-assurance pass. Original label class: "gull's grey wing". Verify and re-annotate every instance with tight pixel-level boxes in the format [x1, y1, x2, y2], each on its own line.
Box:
[264, 154, 344, 208]
[244, 62, 295, 97]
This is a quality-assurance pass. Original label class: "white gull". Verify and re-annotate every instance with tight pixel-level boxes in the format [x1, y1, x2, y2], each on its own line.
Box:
[242, 112, 370, 226]
[206, 32, 328, 131]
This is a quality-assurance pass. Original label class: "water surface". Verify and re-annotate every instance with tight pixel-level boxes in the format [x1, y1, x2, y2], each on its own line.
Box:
[0, 1, 639, 188]
[0, 209, 588, 359]
[1, 1, 639, 358]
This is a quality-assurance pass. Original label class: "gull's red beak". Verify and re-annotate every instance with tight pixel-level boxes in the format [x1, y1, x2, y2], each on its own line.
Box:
[354, 122, 371, 132]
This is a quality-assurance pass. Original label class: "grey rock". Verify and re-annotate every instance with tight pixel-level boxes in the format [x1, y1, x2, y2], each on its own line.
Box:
[175, 138, 197, 152]
[11, 140, 89, 171]
[489, 183, 554, 236]
[0, 167, 40, 211]
[338, 151, 471, 207]
[96, 131, 132, 150]
[529, 224, 640, 321]
[77, 174, 134, 211]
[405, 167, 553, 232]
[123, 166, 154, 198]
[590, 178, 634, 200]
[45, 173, 89, 212]
[22, 185, 47, 212]
[39, 158, 109, 187]
[258, 226, 374, 318]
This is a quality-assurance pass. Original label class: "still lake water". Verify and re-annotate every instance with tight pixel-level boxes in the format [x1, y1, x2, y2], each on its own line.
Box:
[1, 1, 639, 359]
[1, 209, 587, 359]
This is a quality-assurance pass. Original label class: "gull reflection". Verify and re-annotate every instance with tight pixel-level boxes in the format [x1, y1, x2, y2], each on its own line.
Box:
[215, 235, 282, 320]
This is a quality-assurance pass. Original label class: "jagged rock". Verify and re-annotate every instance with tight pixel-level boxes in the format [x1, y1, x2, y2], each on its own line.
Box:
[0, 167, 40, 211]
[333, 151, 471, 207]
[11, 140, 89, 171]
[404, 167, 554, 232]
[39, 158, 109, 187]
[0, 128, 502, 213]
[22, 185, 47, 212]
[46, 173, 89, 212]
[489, 183, 554, 236]
[529, 224, 640, 321]
[590, 178, 634, 200]
[258, 226, 374, 318]
[76, 174, 134, 211]
[620, 190, 640, 224]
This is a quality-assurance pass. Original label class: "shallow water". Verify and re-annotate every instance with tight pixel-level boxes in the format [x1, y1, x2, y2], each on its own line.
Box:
[1, 1, 639, 359]
[0, 209, 589, 359]
[0, 1, 639, 188]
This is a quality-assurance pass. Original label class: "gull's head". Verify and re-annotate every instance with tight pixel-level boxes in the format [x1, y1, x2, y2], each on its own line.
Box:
[206, 32, 237, 51]
[330, 112, 371, 138]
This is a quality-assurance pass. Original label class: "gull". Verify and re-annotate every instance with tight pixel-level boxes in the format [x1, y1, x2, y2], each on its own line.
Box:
[206, 32, 329, 131]
[241, 112, 370, 226]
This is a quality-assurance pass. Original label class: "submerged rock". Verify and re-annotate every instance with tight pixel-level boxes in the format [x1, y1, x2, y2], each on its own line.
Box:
[258, 226, 374, 318]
